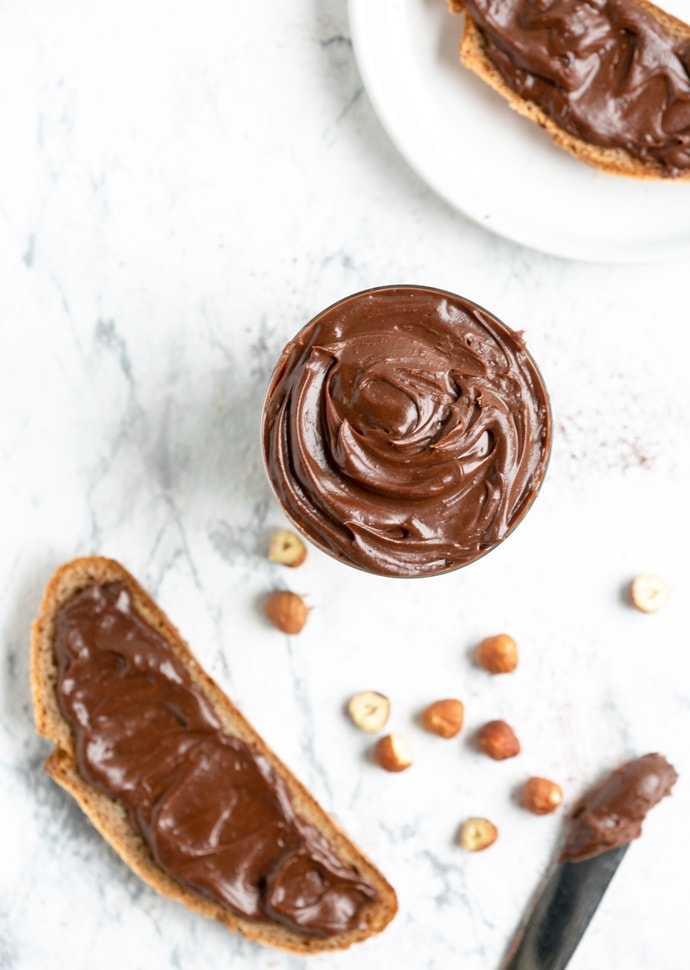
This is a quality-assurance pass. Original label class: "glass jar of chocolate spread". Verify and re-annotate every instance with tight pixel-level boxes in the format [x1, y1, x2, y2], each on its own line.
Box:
[262, 285, 551, 578]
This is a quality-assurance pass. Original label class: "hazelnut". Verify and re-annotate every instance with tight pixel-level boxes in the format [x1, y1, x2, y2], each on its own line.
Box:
[348, 691, 391, 734]
[375, 733, 413, 772]
[476, 633, 518, 674]
[522, 776, 563, 815]
[629, 574, 670, 613]
[477, 720, 520, 760]
[268, 529, 307, 567]
[421, 699, 465, 738]
[458, 817, 498, 852]
[264, 590, 311, 634]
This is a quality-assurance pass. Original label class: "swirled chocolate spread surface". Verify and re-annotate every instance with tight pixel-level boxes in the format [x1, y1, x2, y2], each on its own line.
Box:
[53, 581, 376, 937]
[262, 286, 551, 578]
[459, 0, 690, 176]
[561, 753, 678, 862]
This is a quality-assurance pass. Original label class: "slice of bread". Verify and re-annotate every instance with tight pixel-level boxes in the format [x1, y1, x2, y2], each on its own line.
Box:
[31, 556, 397, 954]
[448, 0, 690, 181]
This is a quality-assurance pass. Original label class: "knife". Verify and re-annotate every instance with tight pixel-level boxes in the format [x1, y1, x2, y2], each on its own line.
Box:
[501, 844, 629, 970]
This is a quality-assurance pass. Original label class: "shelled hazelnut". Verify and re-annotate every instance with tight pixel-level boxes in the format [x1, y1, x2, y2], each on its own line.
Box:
[264, 590, 310, 634]
[476, 633, 519, 674]
[348, 691, 391, 734]
[268, 529, 307, 567]
[458, 817, 498, 852]
[522, 776, 563, 815]
[629, 574, 670, 613]
[375, 734, 413, 772]
[420, 699, 465, 738]
[477, 720, 521, 760]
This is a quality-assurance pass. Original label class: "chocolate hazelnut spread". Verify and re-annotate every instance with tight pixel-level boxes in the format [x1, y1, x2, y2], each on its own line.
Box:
[53, 582, 376, 937]
[262, 286, 551, 578]
[561, 753, 678, 862]
[460, 0, 690, 177]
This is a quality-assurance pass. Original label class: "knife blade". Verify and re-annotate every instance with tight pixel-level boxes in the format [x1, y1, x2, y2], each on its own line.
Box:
[501, 844, 629, 970]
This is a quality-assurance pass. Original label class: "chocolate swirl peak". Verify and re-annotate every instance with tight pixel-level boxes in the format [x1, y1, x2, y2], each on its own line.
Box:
[262, 286, 551, 578]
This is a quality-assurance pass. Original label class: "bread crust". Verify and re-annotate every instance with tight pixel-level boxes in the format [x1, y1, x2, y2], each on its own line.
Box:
[448, 0, 690, 181]
[31, 556, 397, 954]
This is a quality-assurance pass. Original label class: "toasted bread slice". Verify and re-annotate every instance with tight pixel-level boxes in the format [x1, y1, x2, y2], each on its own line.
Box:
[449, 0, 690, 181]
[31, 556, 397, 954]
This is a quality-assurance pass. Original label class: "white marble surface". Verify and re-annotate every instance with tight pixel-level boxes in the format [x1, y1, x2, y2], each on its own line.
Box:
[1, 2, 689, 968]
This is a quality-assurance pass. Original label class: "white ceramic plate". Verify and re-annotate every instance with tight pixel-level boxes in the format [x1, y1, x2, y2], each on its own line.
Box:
[348, 0, 690, 263]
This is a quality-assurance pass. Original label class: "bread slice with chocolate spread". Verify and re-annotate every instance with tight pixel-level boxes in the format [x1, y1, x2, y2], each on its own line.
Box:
[31, 556, 397, 954]
[448, 0, 690, 180]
